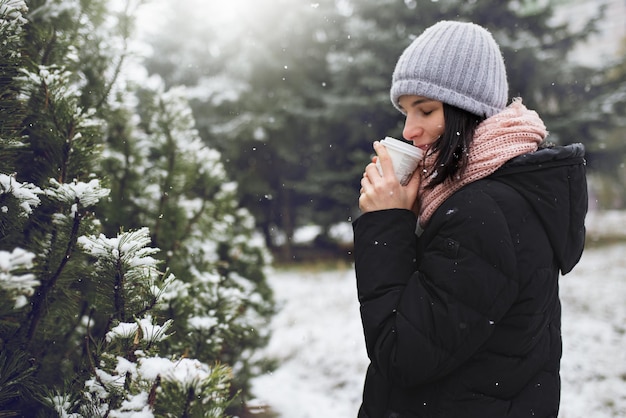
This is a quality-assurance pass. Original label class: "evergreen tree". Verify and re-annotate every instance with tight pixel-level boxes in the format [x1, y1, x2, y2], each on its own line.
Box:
[579, 34, 626, 208]
[143, 0, 345, 259]
[99, 79, 275, 410]
[144, 0, 609, 256]
[0, 0, 274, 415]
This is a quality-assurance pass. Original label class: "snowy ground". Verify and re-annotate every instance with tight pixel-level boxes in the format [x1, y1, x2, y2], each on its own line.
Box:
[249, 265, 366, 418]
[249, 211, 626, 418]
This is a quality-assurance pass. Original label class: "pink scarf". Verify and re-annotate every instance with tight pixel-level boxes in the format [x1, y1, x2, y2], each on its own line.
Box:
[418, 99, 547, 227]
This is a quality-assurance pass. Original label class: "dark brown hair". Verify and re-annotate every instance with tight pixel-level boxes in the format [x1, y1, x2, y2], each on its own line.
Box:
[424, 104, 485, 189]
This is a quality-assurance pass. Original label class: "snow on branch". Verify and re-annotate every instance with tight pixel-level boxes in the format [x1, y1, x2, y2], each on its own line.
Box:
[78, 227, 181, 313]
[137, 356, 226, 393]
[0, 173, 43, 217]
[106, 315, 173, 344]
[78, 227, 159, 269]
[45, 178, 109, 208]
[0, 247, 39, 308]
[0, 0, 28, 24]
[18, 65, 81, 102]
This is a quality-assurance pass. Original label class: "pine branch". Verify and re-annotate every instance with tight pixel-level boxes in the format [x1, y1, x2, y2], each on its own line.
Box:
[132, 292, 159, 320]
[92, 48, 127, 114]
[113, 265, 126, 323]
[0, 349, 37, 409]
[40, 27, 57, 68]
[59, 120, 74, 183]
[147, 375, 160, 407]
[181, 386, 195, 418]
[90, 0, 139, 113]
[60, 300, 89, 360]
[83, 329, 115, 418]
[151, 100, 178, 244]
[23, 202, 82, 347]
[164, 200, 207, 267]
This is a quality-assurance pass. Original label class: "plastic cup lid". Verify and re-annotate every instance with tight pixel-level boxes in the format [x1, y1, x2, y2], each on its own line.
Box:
[381, 136, 423, 159]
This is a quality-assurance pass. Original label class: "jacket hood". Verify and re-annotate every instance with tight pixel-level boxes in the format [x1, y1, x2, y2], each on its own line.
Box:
[490, 143, 588, 274]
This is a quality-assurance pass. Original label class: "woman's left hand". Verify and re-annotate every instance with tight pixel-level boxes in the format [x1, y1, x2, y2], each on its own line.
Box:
[359, 141, 421, 213]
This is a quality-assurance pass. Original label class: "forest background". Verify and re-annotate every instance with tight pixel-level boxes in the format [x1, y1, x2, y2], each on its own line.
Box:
[140, 0, 626, 262]
[0, 0, 624, 416]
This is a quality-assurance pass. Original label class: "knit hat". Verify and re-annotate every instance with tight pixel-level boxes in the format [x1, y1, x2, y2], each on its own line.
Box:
[390, 21, 508, 118]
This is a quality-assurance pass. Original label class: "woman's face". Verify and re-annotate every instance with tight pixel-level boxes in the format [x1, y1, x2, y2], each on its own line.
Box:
[398, 95, 445, 151]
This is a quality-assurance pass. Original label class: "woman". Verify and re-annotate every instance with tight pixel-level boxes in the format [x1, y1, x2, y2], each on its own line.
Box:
[353, 21, 587, 418]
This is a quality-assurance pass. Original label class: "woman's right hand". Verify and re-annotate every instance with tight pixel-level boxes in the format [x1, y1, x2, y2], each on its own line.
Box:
[358, 141, 421, 214]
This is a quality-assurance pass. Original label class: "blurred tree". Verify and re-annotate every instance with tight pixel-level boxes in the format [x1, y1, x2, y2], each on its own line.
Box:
[98, 81, 275, 412]
[143, 0, 612, 257]
[578, 34, 626, 208]
[0, 0, 274, 415]
[144, 0, 346, 260]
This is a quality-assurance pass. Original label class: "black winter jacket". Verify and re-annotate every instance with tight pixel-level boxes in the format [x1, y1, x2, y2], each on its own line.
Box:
[353, 144, 587, 418]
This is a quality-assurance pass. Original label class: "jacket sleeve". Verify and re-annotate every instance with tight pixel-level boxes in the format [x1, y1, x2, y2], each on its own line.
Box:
[353, 189, 519, 388]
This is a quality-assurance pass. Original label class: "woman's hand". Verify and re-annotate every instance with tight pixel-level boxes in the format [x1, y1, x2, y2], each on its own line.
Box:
[359, 141, 421, 213]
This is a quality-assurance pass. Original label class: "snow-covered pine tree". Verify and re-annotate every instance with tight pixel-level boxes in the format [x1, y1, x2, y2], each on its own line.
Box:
[0, 0, 274, 416]
[99, 78, 276, 411]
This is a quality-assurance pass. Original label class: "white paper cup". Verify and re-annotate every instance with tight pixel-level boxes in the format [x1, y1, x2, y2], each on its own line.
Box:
[375, 136, 424, 186]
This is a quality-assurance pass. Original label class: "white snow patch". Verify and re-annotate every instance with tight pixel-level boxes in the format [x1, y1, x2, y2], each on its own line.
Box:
[250, 210, 626, 417]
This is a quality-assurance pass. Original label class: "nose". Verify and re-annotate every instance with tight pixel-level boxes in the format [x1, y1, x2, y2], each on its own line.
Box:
[402, 114, 424, 142]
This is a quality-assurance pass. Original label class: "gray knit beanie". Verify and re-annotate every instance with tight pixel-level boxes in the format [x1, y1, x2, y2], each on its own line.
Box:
[390, 21, 508, 118]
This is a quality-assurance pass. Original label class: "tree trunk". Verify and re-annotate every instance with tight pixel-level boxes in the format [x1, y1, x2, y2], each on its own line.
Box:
[280, 186, 294, 262]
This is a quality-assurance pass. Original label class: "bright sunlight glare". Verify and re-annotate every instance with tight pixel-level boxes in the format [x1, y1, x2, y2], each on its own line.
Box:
[194, 0, 262, 21]
[138, 0, 300, 29]
[133, 0, 332, 56]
